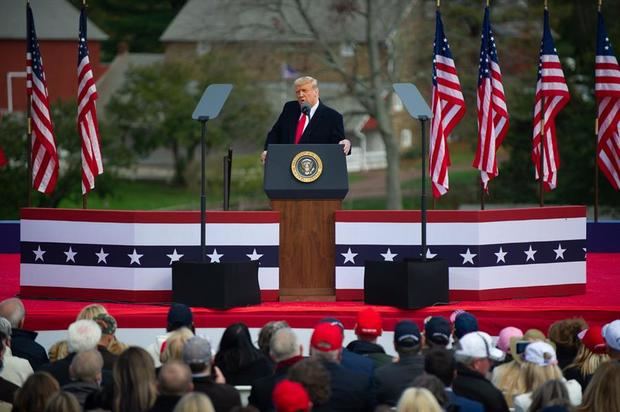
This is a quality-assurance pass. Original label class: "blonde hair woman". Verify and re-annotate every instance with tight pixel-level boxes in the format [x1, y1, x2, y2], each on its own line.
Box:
[396, 387, 442, 412]
[513, 341, 582, 412]
[44, 391, 81, 412]
[160, 327, 194, 364]
[173, 392, 215, 412]
[576, 360, 620, 412]
[77, 304, 108, 320]
[113, 346, 157, 412]
[563, 326, 610, 389]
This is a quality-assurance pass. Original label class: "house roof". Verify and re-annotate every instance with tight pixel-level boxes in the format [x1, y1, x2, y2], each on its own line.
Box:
[161, 0, 409, 43]
[96, 52, 164, 119]
[0, 0, 108, 41]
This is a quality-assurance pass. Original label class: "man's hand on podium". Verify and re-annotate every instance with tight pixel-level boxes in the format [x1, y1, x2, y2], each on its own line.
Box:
[339, 138, 351, 155]
[261, 150, 267, 165]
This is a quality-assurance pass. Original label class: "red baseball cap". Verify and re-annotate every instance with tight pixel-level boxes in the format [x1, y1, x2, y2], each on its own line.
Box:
[311, 322, 343, 351]
[579, 325, 607, 354]
[273, 380, 311, 412]
[354, 308, 383, 337]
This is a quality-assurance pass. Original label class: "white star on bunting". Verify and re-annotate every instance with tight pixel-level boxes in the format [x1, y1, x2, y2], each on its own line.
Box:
[494, 247, 508, 264]
[247, 249, 263, 261]
[380, 248, 397, 261]
[460, 248, 477, 265]
[524, 245, 537, 262]
[64, 246, 77, 263]
[553, 244, 566, 260]
[95, 248, 109, 264]
[341, 248, 358, 264]
[166, 249, 184, 265]
[426, 249, 438, 259]
[128, 248, 143, 265]
[33, 245, 46, 262]
[207, 249, 223, 263]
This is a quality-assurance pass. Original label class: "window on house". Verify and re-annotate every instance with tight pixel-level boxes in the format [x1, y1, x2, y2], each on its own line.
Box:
[400, 128, 413, 148]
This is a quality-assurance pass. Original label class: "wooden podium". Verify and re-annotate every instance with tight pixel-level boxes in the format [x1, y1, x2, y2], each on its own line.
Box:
[264, 144, 349, 301]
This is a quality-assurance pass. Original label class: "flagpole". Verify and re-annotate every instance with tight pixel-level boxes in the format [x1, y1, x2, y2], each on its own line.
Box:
[594, 119, 599, 222]
[26, 0, 32, 207]
[539, 95, 545, 207]
[480, 182, 485, 210]
[539, 0, 547, 207]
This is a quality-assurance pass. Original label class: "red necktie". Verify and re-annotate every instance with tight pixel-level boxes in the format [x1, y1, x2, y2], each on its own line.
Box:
[294, 113, 307, 144]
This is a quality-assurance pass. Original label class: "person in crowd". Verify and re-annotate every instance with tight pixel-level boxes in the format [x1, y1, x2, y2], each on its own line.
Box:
[47, 341, 69, 363]
[563, 325, 609, 389]
[287, 358, 331, 409]
[0, 317, 33, 387]
[213, 323, 272, 385]
[411, 374, 454, 411]
[272, 379, 311, 412]
[424, 348, 484, 412]
[491, 328, 550, 407]
[513, 341, 582, 412]
[527, 379, 573, 412]
[11, 371, 60, 412]
[91, 313, 122, 369]
[346, 308, 392, 368]
[182, 335, 241, 412]
[249, 327, 303, 411]
[46, 303, 110, 364]
[396, 387, 442, 412]
[576, 359, 620, 412]
[113, 346, 157, 412]
[452, 331, 509, 412]
[318, 318, 374, 378]
[94, 312, 128, 358]
[0, 298, 48, 369]
[602, 319, 620, 360]
[308, 322, 373, 411]
[39, 319, 105, 386]
[61, 349, 103, 408]
[149, 360, 194, 412]
[0, 333, 19, 411]
[452, 312, 479, 343]
[173, 392, 215, 412]
[423, 316, 452, 351]
[261, 76, 351, 164]
[43, 391, 81, 412]
[373, 320, 425, 406]
[257, 320, 289, 365]
[547, 318, 588, 369]
[148, 303, 195, 368]
[160, 327, 195, 365]
[495, 326, 523, 363]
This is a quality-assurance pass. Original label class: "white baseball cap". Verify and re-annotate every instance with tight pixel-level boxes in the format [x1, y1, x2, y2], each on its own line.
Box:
[523, 341, 558, 366]
[455, 331, 504, 361]
[602, 320, 620, 351]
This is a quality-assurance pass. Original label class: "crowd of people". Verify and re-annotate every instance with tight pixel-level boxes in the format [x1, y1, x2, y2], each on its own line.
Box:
[0, 296, 619, 412]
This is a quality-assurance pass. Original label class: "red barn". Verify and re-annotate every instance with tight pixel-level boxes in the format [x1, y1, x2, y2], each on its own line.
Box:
[0, 0, 107, 113]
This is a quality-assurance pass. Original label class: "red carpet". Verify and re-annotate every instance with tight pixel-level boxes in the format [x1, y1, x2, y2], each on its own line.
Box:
[1, 253, 619, 335]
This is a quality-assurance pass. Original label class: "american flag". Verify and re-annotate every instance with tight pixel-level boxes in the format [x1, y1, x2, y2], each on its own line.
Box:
[78, 7, 103, 194]
[595, 11, 620, 190]
[531, 9, 570, 191]
[473, 6, 509, 190]
[430, 10, 465, 198]
[27, 3, 58, 194]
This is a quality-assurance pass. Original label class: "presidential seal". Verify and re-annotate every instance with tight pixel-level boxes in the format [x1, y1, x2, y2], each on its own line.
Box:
[291, 151, 323, 183]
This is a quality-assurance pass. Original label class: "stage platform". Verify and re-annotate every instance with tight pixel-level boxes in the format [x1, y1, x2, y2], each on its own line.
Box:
[1, 253, 618, 337]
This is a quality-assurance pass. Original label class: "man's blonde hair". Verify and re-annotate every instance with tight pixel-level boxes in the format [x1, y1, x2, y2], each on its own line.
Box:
[294, 76, 318, 89]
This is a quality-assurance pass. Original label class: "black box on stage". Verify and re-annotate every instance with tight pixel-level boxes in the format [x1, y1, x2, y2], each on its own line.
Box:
[172, 262, 260, 309]
[363, 259, 449, 309]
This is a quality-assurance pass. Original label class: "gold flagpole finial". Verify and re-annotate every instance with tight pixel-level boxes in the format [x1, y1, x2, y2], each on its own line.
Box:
[436, 0, 440, 8]
[487, 0, 490, 7]
[598, 0, 602, 11]
[544, 0, 548, 10]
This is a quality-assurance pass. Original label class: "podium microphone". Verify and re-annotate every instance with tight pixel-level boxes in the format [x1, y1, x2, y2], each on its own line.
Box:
[300, 102, 311, 115]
